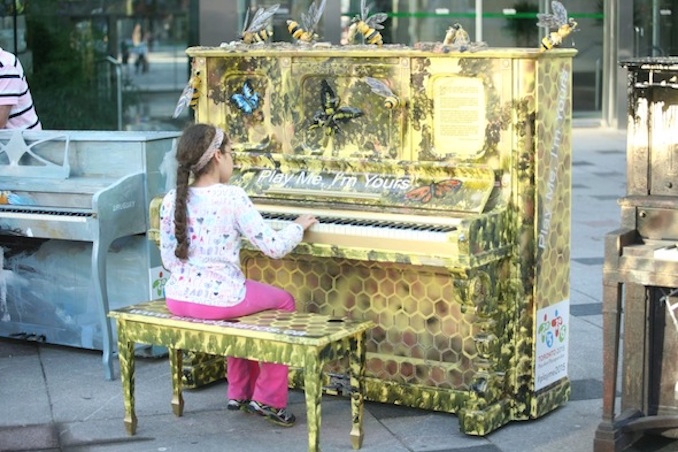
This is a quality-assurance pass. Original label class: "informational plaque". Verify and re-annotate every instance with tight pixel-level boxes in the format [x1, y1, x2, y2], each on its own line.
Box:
[433, 76, 486, 158]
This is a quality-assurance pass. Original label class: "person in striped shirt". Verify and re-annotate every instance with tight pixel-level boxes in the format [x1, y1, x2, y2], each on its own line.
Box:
[0, 47, 41, 130]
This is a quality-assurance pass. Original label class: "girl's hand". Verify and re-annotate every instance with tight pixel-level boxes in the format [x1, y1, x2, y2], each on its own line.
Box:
[294, 214, 318, 231]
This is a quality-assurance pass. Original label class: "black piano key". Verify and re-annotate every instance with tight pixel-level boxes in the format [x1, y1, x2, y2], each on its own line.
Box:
[260, 211, 456, 233]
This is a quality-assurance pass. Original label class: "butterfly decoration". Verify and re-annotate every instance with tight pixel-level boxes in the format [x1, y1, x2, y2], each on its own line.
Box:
[404, 179, 462, 204]
[309, 79, 363, 136]
[230, 79, 261, 115]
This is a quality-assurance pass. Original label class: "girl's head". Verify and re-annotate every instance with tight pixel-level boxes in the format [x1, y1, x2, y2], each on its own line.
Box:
[173, 123, 231, 259]
[175, 123, 231, 178]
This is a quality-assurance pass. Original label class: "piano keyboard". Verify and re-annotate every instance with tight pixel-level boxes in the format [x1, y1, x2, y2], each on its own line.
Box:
[0, 205, 96, 240]
[263, 212, 455, 242]
[256, 203, 463, 227]
[0, 206, 94, 222]
[257, 205, 462, 256]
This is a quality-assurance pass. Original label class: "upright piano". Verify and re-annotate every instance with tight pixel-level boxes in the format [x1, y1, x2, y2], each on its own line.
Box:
[595, 58, 678, 451]
[0, 130, 179, 379]
[179, 44, 575, 435]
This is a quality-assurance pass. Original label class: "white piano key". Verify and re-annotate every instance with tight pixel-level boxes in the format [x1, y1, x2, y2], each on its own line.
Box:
[654, 245, 678, 261]
[264, 217, 451, 242]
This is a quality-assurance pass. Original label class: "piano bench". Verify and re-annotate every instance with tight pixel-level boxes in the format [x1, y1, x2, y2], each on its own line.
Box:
[109, 299, 373, 452]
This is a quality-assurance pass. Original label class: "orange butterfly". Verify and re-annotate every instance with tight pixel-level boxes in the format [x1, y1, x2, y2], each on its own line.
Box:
[404, 179, 462, 204]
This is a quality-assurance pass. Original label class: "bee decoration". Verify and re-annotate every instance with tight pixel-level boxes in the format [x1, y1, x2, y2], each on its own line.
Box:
[287, 0, 326, 43]
[348, 0, 388, 46]
[365, 77, 400, 109]
[441, 23, 487, 53]
[173, 68, 200, 118]
[443, 23, 469, 46]
[536, 1, 578, 52]
[309, 79, 363, 136]
[241, 4, 280, 44]
[404, 179, 462, 204]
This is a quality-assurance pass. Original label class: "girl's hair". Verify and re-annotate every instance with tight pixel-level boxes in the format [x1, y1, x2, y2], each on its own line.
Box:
[173, 123, 229, 260]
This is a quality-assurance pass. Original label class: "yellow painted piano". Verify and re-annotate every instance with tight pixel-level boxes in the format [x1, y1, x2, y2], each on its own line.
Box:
[164, 44, 575, 435]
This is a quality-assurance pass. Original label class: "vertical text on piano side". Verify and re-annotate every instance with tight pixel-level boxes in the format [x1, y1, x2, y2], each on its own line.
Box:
[538, 68, 569, 250]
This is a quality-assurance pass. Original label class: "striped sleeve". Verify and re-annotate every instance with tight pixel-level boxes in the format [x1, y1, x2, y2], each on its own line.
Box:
[0, 60, 22, 106]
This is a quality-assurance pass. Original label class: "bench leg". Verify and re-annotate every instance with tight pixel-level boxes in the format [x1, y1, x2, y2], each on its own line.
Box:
[118, 335, 137, 435]
[169, 348, 184, 416]
[304, 351, 323, 452]
[349, 333, 366, 449]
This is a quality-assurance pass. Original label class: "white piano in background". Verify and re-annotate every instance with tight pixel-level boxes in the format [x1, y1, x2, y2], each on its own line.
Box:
[0, 130, 179, 380]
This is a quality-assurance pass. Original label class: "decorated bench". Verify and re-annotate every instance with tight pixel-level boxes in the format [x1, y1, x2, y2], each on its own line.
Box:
[109, 299, 373, 451]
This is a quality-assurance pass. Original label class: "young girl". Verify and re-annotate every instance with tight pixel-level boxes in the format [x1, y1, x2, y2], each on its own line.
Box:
[159, 123, 317, 427]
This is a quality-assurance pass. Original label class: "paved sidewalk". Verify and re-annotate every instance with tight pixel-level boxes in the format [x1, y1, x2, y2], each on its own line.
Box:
[0, 127, 673, 452]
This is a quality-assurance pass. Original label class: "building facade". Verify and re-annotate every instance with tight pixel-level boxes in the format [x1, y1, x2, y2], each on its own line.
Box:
[0, 1, 673, 129]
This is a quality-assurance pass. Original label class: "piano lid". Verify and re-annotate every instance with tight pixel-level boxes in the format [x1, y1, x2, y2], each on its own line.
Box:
[230, 153, 495, 214]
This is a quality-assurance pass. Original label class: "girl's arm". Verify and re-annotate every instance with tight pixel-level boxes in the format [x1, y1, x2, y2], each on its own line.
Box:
[234, 189, 305, 259]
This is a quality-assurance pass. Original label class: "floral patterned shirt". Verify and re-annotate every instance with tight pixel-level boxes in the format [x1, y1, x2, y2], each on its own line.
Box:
[160, 184, 303, 306]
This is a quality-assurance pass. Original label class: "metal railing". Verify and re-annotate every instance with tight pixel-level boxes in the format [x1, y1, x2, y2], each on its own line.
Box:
[98, 56, 123, 131]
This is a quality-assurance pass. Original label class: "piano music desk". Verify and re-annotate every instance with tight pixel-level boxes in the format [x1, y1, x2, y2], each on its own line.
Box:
[109, 300, 373, 452]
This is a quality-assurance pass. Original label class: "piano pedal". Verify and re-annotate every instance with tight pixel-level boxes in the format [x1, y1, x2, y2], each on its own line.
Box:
[324, 373, 351, 396]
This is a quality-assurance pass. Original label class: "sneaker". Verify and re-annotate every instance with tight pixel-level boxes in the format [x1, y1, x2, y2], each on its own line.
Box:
[247, 400, 296, 427]
[227, 399, 249, 411]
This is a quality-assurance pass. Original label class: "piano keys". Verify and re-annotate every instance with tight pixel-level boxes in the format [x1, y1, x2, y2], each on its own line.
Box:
[0, 130, 179, 380]
[179, 44, 576, 435]
[262, 210, 458, 247]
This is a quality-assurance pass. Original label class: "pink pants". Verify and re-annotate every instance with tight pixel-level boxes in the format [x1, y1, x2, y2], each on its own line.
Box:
[166, 279, 295, 409]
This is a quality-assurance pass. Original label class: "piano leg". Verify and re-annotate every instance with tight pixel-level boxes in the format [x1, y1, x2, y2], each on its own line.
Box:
[601, 280, 622, 424]
[92, 235, 115, 381]
[595, 280, 644, 451]
[349, 332, 366, 449]
[117, 332, 138, 435]
[303, 349, 323, 452]
[595, 280, 626, 451]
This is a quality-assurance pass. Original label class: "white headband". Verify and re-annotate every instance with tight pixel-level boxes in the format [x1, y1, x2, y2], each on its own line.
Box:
[191, 128, 225, 172]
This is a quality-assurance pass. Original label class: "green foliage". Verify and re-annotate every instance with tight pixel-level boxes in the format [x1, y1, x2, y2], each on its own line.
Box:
[504, 1, 539, 47]
[24, 8, 122, 130]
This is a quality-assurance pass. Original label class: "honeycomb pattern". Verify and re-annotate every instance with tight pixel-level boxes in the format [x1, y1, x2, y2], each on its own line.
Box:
[243, 253, 503, 390]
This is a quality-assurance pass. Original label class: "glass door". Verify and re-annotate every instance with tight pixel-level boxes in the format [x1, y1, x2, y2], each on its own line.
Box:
[633, 0, 678, 57]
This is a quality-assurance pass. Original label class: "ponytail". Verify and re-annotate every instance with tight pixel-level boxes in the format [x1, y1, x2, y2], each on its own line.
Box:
[171, 123, 221, 260]
[174, 165, 191, 260]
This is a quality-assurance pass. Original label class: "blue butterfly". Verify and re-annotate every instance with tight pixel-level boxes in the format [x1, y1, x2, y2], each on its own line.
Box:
[230, 80, 260, 115]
